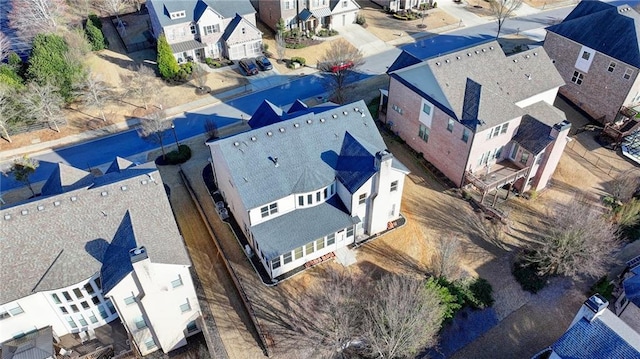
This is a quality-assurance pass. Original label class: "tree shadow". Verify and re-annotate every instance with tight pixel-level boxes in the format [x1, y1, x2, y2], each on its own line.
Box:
[359, 241, 428, 276]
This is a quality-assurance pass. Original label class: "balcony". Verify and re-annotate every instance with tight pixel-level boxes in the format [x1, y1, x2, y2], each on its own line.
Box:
[465, 160, 529, 201]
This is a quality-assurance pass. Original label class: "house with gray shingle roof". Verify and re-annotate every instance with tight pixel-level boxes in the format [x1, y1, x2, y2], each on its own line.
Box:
[207, 100, 409, 280]
[383, 40, 571, 200]
[256, 0, 360, 33]
[0, 159, 201, 357]
[147, 0, 262, 61]
[544, 0, 640, 124]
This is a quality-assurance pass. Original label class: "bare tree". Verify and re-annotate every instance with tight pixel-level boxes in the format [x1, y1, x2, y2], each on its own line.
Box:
[610, 169, 640, 203]
[525, 196, 621, 279]
[8, 0, 68, 40]
[431, 234, 462, 279]
[489, 0, 523, 39]
[275, 31, 286, 63]
[318, 40, 364, 104]
[21, 82, 65, 132]
[363, 274, 445, 359]
[79, 73, 112, 122]
[11, 156, 40, 197]
[204, 118, 219, 140]
[0, 32, 11, 62]
[191, 63, 208, 90]
[100, 0, 127, 32]
[0, 88, 16, 143]
[139, 108, 170, 159]
[121, 65, 160, 110]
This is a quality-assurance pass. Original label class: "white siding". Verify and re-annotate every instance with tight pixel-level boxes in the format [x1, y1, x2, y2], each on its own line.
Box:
[515, 87, 560, 108]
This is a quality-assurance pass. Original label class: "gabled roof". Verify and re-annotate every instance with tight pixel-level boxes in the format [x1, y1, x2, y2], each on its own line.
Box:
[221, 13, 262, 43]
[101, 211, 137, 294]
[105, 157, 134, 174]
[148, 0, 255, 28]
[336, 132, 377, 194]
[40, 163, 94, 197]
[551, 314, 640, 359]
[0, 161, 190, 305]
[209, 100, 399, 210]
[546, 1, 640, 68]
[388, 41, 564, 131]
[287, 99, 309, 114]
[1, 326, 53, 359]
[387, 50, 422, 73]
[248, 100, 284, 129]
[512, 115, 553, 155]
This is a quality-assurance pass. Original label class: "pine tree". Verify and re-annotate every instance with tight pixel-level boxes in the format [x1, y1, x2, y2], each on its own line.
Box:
[157, 34, 179, 80]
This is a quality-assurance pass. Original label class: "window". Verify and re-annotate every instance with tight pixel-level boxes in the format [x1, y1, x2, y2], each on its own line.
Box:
[92, 296, 101, 305]
[63, 291, 72, 301]
[272, 257, 281, 269]
[447, 118, 455, 132]
[520, 152, 529, 165]
[491, 126, 500, 138]
[418, 124, 429, 143]
[172, 275, 184, 288]
[326, 233, 335, 246]
[78, 315, 88, 326]
[88, 312, 98, 324]
[190, 24, 196, 34]
[84, 283, 95, 295]
[98, 305, 109, 320]
[315, 238, 325, 250]
[203, 24, 220, 35]
[390, 180, 398, 192]
[316, 192, 321, 202]
[392, 104, 403, 114]
[608, 61, 616, 72]
[94, 277, 101, 290]
[536, 153, 544, 165]
[284, 1, 291, 10]
[145, 339, 157, 350]
[134, 316, 147, 329]
[0, 311, 8, 320]
[52, 294, 61, 304]
[187, 320, 198, 333]
[180, 299, 191, 313]
[260, 203, 278, 218]
[81, 301, 89, 309]
[70, 305, 79, 313]
[346, 226, 354, 237]
[294, 247, 303, 260]
[305, 242, 315, 255]
[343, 0, 348, 7]
[124, 296, 136, 305]
[283, 251, 292, 264]
[461, 128, 470, 143]
[323, 188, 328, 199]
[105, 300, 116, 315]
[496, 146, 504, 159]
[67, 318, 77, 329]
[60, 307, 68, 314]
[571, 70, 584, 85]
[307, 194, 313, 204]
[500, 122, 509, 134]
[358, 193, 366, 205]
[298, 195, 304, 206]
[624, 68, 633, 80]
[422, 103, 431, 115]
[581, 51, 590, 60]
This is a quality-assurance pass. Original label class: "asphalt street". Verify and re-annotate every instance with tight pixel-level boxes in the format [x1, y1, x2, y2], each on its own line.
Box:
[0, 5, 579, 193]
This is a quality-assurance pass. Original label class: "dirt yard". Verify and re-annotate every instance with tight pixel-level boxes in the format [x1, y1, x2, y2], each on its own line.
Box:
[358, 5, 460, 41]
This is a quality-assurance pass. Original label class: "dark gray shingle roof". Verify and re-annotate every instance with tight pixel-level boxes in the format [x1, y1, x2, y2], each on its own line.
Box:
[148, 0, 255, 28]
[551, 316, 640, 358]
[40, 163, 94, 197]
[0, 161, 190, 305]
[1, 326, 53, 359]
[547, 1, 640, 68]
[624, 266, 640, 307]
[512, 115, 553, 155]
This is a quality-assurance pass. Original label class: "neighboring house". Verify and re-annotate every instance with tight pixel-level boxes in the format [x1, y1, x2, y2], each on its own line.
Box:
[147, 0, 263, 62]
[372, 0, 430, 12]
[0, 159, 201, 357]
[612, 255, 640, 333]
[531, 294, 640, 359]
[207, 99, 409, 280]
[544, 0, 640, 124]
[382, 40, 571, 199]
[257, 0, 360, 33]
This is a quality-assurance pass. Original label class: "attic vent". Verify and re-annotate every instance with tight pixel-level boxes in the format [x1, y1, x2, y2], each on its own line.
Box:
[436, 62, 441, 66]
[141, 180, 148, 185]
[342, 111, 348, 116]
[37, 205, 44, 211]
[4, 214, 10, 220]
[71, 196, 77, 202]
[251, 136, 257, 142]
[446, 59, 450, 63]
[233, 141, 240, 147]
[354, 107, 359, 112]
[121, 186, 128, 191]
[475, 50, 479, 54]
[54, 201, 61, 207]
[320, 118, 326, 123]
[361, 113, 366, 118]
[293, 123, 300, 128]
[482, 48, 486, 52]
[526, 74, 532, 80]
[513, 59, 518, 63]
[243, 177, 248, 182]
[533, 52, 538, 56]
[332, 114, 338, 119]
[101, 191, 108, 197]
[307, 119, 313, 124]
[467, 53, 471, 56]
[21, 209, 28, 215]
[267, 131, 273, 136]
[455, 56, 460, 60]
[279, 127, 285, 133]
[525, 54, 530, 59]
[489, 46, 494, 50]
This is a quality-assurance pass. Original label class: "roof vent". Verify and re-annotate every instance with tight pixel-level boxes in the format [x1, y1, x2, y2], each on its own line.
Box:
[446, 59, 451, 63]
[354, 107, 359, 112]
[332, 114, 338, 119]
[21, 209, 28, 215]
[71, 196, 77, 202]
[269, 156, 279, 167]
[455, 56, 459, 60]
[482, 48, 486, 52]
[243, 177, 248, 182]
[436, 62, 441, 66]
[121, 186, 128, 191]
[233, 141, 240, 147]
[307, 119, 313, 124]
[526, 74, 532, 80]
[475, 50, 479, 54]
[129, 246, 148, 263]
[525, 54, 530, 59]
[279, 127, 285, 133]
[361, 113, 366, 118]
[37, 205, 45, 211]
[343, 111, 348, 116]
[54, 201, 61, 207]
[267, 131, 273, 136]
[250, 136, 257, 142]
[4, 214, 10, 220]
[467, 53, 471, 56]
[489, 46, 494, 50]
[533, 52, 538, 56]
[320, 118, 326, 123]
[141, 179, 148, 185]
[293, 123, 300, 128]
[513, 59, 518, 63]
[101, 191, 108, 197]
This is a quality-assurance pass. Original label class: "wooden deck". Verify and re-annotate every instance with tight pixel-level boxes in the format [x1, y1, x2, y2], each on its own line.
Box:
[466, 161, 529, 194]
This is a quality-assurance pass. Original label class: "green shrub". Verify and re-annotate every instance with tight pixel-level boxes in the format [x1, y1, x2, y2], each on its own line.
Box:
[589, 276, 614, 301]
[356, 14, 366, 25]
[468, 278, 494, 308]
[316, 29, 339, 37]
[166, 145, 192, 165]
[512, 259, 548, 293]
[433, 2, 438, 8]
[85, 18, 107, 51]
[286, 42, 307, 49]
[425, 277, 462, 321]
[290, 56, 306, 65]
[180, 62, 194, 74]
[157, 34, 180, 80]
[88, 13, 102, 29]
[0, 64, 24, 89]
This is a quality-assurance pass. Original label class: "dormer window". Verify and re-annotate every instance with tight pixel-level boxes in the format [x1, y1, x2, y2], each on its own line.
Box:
[170, 11, 186, 19]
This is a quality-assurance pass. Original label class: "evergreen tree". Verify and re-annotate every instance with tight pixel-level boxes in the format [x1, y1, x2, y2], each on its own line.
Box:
[85, 18, 107, 51]
[157, 34, 179, 80]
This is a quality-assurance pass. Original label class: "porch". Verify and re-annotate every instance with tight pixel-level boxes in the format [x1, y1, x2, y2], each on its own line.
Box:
[465, 160, 529, 206]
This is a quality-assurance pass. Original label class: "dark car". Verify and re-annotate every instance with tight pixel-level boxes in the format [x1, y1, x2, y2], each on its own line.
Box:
[238, 58, 258, 76]
[255, 55, 273, 71]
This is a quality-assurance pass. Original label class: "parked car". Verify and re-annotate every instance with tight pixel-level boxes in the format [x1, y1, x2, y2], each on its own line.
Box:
[330, 60, 354, 73]
[255, 56, 273, 71]
[239, 58, 258, 76]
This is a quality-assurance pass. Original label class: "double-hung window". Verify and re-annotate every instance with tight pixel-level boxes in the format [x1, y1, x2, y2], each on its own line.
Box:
[571, 71, 584, 85]
[419, 124, 429, 143]
[260, 203, 278, 218]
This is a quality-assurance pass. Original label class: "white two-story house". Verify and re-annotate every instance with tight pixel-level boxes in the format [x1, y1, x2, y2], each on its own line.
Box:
[0, 159, 201, 356]
[207, 100, 409, 280]
[148, 0, 263, 62]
